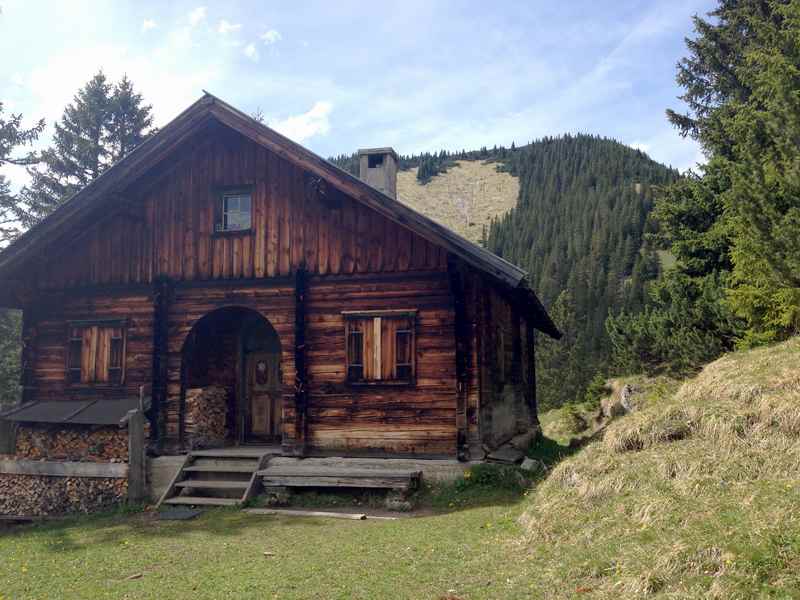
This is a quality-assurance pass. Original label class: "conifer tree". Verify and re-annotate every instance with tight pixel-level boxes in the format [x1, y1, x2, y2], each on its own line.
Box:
[24, 71, 153, 219]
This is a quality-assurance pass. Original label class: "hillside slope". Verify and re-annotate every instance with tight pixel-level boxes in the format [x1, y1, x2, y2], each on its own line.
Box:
[396, 160, 518, 243]
[524, 337, 800, 598]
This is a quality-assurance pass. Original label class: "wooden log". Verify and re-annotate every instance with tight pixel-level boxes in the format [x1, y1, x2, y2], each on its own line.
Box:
[127, 408, 146, 503]
[0, 459, 128, 478]
[245, 508, 370, 520]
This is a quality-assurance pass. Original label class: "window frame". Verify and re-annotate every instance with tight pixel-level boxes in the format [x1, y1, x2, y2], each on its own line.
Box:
[343, 309, 417, 387]
[65, 319, 128, 388]
[214, 185, 254, 235]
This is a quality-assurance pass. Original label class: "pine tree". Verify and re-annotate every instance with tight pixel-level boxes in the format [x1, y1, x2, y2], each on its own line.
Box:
[107, 75, 153, 162]
[0, 102, 44, 243]
[24, 71, 153, 219]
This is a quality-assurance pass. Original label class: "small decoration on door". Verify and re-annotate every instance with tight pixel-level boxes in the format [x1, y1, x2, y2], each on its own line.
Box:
[256, 360, 269, 385]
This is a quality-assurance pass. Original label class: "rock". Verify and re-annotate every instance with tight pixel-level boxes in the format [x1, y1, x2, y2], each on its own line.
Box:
[385, 491, 413, 512]
[486, 446, 525, 465]
[601, 383, 638, 418]
[520, 457, 544, 473]
[510, 430, 536, 451]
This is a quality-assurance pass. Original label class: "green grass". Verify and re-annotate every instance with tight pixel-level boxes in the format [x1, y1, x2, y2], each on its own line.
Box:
[4, 338, 800, 599]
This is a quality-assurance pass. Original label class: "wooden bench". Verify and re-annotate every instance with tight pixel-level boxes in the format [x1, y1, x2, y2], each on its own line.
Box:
[257, 466, 422, 493]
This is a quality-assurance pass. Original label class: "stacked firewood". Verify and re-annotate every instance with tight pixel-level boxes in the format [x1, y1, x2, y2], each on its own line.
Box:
[0, 474, 126, 516]
[15, 426, 128, 462]
[184, 386, 229, 448]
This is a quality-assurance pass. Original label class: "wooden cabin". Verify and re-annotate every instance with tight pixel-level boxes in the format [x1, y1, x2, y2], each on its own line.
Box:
[0, 94, 559, 461]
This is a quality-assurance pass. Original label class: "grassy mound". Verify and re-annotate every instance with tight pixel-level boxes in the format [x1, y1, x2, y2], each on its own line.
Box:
[522, 337, 800, 598]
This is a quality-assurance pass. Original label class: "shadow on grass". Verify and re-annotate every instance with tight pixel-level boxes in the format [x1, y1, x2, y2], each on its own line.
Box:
[3, 434, 585, 550]
[3, 503, 329, 555]
[419, 434, 583, 514]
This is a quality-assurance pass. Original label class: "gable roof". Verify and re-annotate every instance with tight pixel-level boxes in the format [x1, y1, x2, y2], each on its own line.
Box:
[0, 93, 560, 338]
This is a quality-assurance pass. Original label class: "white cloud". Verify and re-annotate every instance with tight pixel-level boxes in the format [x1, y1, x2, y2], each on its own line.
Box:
[188, 6, 206, 27]
[217, 19, 241, 34]
[271, 101, 332, 142]
[243, 43, 259, 62]
[141, 19, 156, 32]
[260, 29, 282, 45]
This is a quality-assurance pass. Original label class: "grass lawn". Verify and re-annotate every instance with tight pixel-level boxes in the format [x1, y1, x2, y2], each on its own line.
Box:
[2, 489, 539, 600]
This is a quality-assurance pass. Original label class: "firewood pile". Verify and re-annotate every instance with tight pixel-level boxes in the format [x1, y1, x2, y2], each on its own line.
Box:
[0, 474, 126, 516]
[14, 426, 128, 462]
[184, 386, 229, 448]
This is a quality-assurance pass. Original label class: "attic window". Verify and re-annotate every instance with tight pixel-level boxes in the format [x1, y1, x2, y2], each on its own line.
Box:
[343, 310, 416, 385]
[367, 154, 384, 168]
[216, 188, 252, 232]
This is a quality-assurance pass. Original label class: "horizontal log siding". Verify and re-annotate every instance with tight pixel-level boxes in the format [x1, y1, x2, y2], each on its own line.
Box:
[305, 273, 457, 457]
[33, 131, 447, 291]
[28, 292, 154, 404]
[162, 284, 296, 444]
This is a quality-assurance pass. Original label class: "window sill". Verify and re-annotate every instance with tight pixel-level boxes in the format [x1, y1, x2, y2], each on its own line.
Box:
[346, 380, 416, 388]
[211, 228, 252, 238]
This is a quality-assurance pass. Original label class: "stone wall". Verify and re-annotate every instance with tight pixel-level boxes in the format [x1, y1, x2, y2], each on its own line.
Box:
[0, 474, 126, 516]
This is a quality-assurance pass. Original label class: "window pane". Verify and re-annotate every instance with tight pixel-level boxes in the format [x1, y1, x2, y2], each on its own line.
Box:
[221, 193, 252, 231]
[395, 330, 411, 365]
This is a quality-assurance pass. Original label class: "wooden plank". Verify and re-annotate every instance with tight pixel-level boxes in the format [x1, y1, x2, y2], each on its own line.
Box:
[279, 157, 291, 275]
[245, 508, 370, 520]
[254, 146, 267, 278]
[174, 480, 248, 489]
[163, 496, 239, 506]
[260, 475, 412, 490]
[155, 453, 194, 508]
[267, 151, 279, 277]
[127, 408, 146, 502]
[0, 459, 128, 478]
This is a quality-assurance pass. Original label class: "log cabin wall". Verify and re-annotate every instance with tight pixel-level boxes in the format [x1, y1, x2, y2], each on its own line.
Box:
[477, 284, 534, 449]
[14, 125, 544, 459]
[25, 290, 154, 404]
[32, 128, 447, 291]
[305, 272, 457, 457]
[164, 283, 296, 447]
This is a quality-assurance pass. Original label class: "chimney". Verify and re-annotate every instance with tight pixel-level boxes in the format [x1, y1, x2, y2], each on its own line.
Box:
[358, 147, 398, 199]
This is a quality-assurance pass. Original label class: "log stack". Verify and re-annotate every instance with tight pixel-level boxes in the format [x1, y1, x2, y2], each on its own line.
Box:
[15, 426, 128, 462]
[0, 474, 127, 516]
[184, 386, 229, 449]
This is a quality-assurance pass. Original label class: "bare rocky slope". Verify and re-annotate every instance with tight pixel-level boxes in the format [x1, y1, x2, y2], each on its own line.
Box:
[396, 160, 518, 244]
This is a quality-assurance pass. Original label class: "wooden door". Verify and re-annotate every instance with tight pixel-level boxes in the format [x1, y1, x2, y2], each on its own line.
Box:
[245, 351, 281, 442]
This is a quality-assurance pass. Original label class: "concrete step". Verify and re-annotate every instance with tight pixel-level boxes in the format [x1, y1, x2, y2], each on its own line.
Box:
[163, 496, 240, 507]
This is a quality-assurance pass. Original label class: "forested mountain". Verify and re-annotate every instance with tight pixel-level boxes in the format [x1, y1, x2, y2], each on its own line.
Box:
[487, 135, 678, 408]
[334, 135, 678, 409]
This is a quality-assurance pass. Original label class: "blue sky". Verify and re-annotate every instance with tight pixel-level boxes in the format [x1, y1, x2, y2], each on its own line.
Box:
[1, 0, 714, 187]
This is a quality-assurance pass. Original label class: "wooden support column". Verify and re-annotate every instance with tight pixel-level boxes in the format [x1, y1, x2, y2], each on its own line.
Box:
[126, 406, 146, 503]
[448, 260, 469, 461]
[151, 276, 172, 448]
[525, 318, 538, 426]
[293, 265, 309, 456]
[19, 306, 36, 406]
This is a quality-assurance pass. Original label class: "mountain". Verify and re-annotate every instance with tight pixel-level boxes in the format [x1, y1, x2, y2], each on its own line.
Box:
[331, 136, 679, 409]
[397, 160, 518, 243]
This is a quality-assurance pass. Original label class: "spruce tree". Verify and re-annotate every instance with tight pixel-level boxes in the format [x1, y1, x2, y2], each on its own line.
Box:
[24, 71, 153, 219]
[108, 75, 154, 162]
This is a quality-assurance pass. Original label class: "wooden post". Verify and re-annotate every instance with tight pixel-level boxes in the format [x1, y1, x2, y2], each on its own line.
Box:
[448, 260, 469, 461]
[151, 276, 172, 448]
[0, 419, 16, 455]
[127, 408, 146, 503]
[293, 265, 308, 456]
[525, 318, 538, 426]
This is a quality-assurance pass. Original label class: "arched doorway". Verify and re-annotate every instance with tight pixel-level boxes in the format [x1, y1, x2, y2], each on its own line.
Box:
[180, 307, 282, 448]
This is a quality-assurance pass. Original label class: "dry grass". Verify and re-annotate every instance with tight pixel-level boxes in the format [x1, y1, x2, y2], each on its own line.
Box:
[522, 337, 800, 598]
[396, 160, 518, 243]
